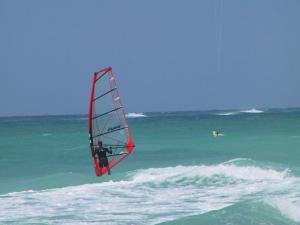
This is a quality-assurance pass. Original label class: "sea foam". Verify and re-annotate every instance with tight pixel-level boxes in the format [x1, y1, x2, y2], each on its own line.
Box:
[216, 108, 264, 116]
[215, 111, 240, 116]
[240, 108, 264, 114]
[266, 196, 300, 223]
[125, 112, 147, 118]
[0, 161, 298, 225]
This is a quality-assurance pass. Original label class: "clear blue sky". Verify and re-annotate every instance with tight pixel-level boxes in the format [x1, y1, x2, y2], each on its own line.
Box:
[0, 0, 299, 116]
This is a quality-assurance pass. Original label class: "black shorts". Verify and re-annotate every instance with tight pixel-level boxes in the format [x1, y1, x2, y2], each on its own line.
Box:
[99, 157, 108, 167]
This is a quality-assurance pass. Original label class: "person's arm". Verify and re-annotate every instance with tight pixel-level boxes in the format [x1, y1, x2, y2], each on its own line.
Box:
[108, 147, 112, 154]
[104, 147, 112, 154]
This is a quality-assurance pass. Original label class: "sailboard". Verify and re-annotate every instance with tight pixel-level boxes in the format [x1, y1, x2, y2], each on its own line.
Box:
[88, 67, 135, 176]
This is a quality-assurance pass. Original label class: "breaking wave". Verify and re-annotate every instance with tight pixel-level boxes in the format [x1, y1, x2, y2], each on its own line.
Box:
[216, 108, 264, 116]
[126, 113, 147, 118]
[240, 108, 264, 114]
[0, 159, 299, 225]
[215, 111, 240, 116]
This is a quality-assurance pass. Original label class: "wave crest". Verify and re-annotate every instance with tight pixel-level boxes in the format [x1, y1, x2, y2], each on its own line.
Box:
[125, 112, 147, 118]
[0, 161, 298, 224]
[240, 108, 264, 113]
[216, 108, 264, 116]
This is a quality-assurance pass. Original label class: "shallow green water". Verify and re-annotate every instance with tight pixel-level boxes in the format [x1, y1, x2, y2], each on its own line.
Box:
[0, 109, 300, 224]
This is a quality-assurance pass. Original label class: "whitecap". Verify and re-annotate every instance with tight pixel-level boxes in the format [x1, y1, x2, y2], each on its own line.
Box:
[215, 111, 240, 116]
[125, 113, 147, 118]
[0, 162, 298, 224]
[265, 195, 300, 223]
[240, 108, 264, 113]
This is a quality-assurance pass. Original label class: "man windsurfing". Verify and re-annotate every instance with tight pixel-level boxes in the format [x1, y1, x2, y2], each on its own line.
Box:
[93, 141, 112, 176]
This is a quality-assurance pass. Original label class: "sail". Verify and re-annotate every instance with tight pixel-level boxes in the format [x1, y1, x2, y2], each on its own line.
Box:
[88, 67, 134, 176]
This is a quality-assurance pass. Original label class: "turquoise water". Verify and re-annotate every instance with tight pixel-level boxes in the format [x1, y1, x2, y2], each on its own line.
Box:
[1, 108, 300, 224]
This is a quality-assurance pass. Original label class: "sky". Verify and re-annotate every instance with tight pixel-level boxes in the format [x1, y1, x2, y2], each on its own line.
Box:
[0, 0, 300, 116]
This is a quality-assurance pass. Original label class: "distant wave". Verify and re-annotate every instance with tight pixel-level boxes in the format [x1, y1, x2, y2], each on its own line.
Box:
[1, 160, 299, 224]
[215, 111, 240, 116]
[126, 112, 147, 118]
[223, 158, 253, 164]
[240, 108, 264, 113]
[57, 117, 87, 121]
[216, 108, 264, 116]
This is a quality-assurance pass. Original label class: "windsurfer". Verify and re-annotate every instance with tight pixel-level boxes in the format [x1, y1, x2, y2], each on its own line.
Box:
[93, 141, 112, 176]
[212, 130, 219, 137]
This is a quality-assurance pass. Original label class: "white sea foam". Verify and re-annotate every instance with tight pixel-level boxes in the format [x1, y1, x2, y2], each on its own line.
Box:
[265, 195, 300, 223]
[125, 112, 147, 118]
[240, 108, 264, 114]
[215, 111, 240, 116]
[0, 162, 299, 225]
[216, 108, 264, 116]
[223, 158, 253, 164]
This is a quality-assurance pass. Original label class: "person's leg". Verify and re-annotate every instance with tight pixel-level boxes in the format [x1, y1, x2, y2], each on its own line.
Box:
[104, 158, 111, 175]
[107, 164, 111, 175]
[99, 164, 103, 176]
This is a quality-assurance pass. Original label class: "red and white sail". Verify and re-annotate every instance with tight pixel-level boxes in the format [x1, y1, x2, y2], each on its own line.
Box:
[88, 67, 134, 176]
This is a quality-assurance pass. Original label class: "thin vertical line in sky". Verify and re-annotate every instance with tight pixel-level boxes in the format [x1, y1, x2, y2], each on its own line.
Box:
[215, 0, 224, 73]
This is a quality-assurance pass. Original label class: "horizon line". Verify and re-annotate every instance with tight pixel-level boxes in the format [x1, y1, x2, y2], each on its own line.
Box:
[1, 106, 300, 119]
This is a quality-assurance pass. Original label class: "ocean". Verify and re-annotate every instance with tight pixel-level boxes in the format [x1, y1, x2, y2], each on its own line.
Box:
[0, 108, 300, 225]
